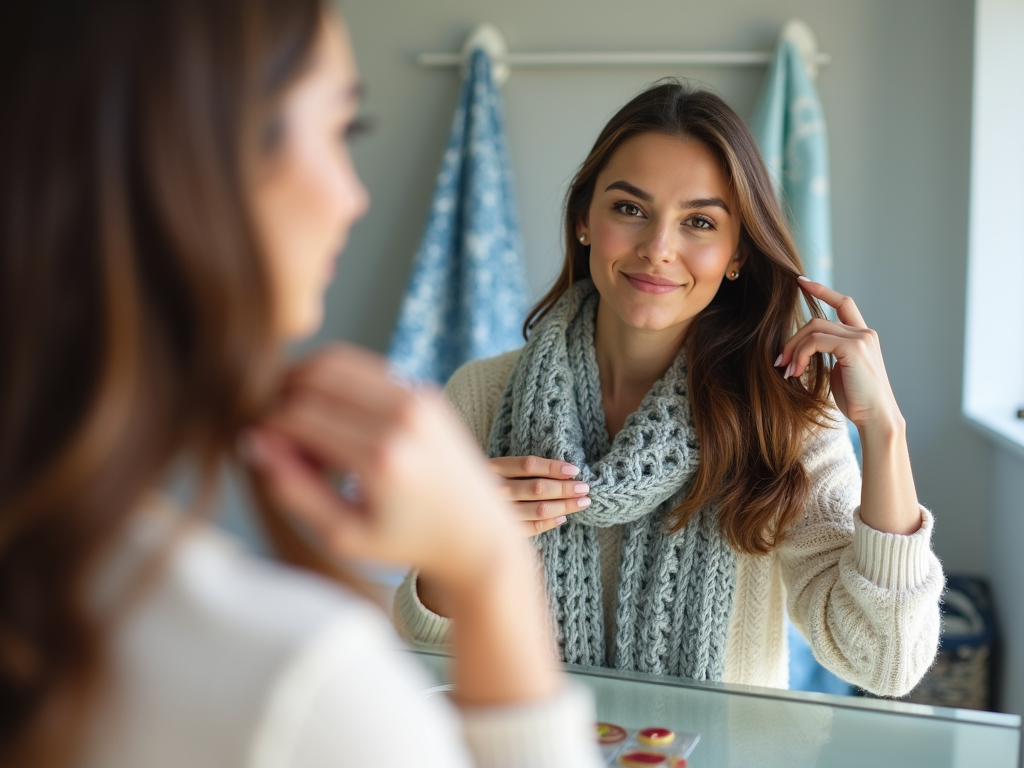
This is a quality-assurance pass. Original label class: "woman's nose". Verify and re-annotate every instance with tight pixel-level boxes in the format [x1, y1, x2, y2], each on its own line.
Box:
[639, 221, 676, 264]
[341, 168, 370, 224]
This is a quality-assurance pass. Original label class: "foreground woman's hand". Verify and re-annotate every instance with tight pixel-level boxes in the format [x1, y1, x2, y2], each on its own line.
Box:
[246, 344, 559, 705]
[248, 345, 510, 590]
[776, 277, 922, 536]
[489, 456, 590, 536]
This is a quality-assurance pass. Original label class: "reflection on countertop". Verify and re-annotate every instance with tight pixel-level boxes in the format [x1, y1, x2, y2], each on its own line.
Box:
[409, 645, 1021, 768]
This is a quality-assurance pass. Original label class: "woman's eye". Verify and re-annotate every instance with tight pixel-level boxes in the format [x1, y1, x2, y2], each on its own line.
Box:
[339, 117, 372, 144]
[614, 202, 644, 217]
[686, 215, 715, 230]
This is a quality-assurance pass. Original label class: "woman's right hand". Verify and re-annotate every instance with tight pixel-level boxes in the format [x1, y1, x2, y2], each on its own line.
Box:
[245, 343, 519, 596]
[488, 456, 591, 536]
[246, 343, 561, 707]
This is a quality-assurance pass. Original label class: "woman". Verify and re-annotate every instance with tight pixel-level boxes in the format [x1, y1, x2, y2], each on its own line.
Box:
[396, 82, 944, 696]
[0, 1, 600, 767]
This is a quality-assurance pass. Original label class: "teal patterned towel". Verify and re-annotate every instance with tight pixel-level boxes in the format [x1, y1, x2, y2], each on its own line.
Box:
[751, 35, 832, 291]
[752, 32, 861, 469]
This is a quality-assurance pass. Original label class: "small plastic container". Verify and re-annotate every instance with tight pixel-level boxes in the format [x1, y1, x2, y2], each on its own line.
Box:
[595, 722, 699, 766]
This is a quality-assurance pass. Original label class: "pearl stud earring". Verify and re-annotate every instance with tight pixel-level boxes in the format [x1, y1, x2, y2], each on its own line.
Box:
[579, 234, 587, 244]
[728, 270, 740, 280]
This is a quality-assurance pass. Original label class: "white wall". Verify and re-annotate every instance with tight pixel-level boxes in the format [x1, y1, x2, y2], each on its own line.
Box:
[990, 451, 1024, 715]
[970, 0, 1024, 720]
[325, 0, 1013, 708]
[964, 0, 1024, 454]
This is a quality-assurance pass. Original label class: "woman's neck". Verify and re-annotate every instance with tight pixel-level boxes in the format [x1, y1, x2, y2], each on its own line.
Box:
[593, 300, 687, 438]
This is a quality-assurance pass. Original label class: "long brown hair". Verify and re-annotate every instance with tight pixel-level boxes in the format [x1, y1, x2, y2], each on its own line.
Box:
[0, 1, 352, 764]
[527, 81, 832, 555]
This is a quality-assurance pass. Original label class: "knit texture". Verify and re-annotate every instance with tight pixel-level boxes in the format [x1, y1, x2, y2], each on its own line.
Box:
[597, 526, 622, 665]
[487, 280, 736, 680]
[394, 349, 946, 696]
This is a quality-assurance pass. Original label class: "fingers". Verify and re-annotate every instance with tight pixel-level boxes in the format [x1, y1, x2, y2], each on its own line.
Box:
[245, 428, 370, 559]
[775, 317, 860, 375]
[502, 476, 589, 502]
[796, 276, 867, 328]
[486, 455, 590, 537]
[516, 496, 591, 520]
[262, 387, 387, 476]
[489, 455, 580, 480]
[521, 516, 568, 537]
[782, 326, 881, 381]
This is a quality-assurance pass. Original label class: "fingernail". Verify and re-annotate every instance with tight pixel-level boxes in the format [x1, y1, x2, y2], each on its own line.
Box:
[561, 464, 580, 476]
[577, 497, 592, 509]
[797, 275, 811, 282]
[784, 362, 795, 379]
[555, 516, 568, 525]
[574, 483, 589, 494]
[773, 354, 784, 367]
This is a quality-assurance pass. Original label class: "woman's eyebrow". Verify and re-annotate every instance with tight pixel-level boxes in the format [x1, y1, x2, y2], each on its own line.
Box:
[604, 181, 731, 215]
[604, 180, 652, 202]
[684, 197, 731, 214]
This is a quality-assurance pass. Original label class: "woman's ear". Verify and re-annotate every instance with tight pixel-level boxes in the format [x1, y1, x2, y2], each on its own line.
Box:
[730, 243, 749, 274]
[576, 216, 589, 244]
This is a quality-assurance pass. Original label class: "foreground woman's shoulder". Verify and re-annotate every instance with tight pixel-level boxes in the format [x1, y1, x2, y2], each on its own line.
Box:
[92, 506, 459, 767]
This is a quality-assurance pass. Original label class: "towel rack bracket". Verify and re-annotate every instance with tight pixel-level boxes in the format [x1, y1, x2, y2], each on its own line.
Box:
[461, 23, 510, 85]
[780, 18, 821, 81]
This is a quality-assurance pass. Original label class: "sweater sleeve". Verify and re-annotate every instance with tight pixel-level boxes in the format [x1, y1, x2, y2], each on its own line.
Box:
[392, 350, 522, 644]
[777, 416, 944, 697]
[392, 568, 453, 645]
[260, 599, 601, 768]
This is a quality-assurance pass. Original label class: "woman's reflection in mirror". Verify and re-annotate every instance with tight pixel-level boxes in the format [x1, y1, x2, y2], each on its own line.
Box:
[397, 82, 944, 698]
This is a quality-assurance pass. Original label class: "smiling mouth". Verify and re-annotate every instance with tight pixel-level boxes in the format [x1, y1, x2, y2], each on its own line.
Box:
[622, 272, 681, 294]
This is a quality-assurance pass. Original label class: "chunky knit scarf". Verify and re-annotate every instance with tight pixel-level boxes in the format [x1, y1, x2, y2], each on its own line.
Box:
[488, 279, 737, 680]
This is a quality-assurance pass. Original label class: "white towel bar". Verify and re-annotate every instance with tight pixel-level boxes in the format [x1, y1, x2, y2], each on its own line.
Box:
[418, 20, 829, 84]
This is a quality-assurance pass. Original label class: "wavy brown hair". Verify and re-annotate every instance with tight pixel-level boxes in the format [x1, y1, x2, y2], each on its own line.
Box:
[527, 82, 832, 555]
[0, 1, 359, 765]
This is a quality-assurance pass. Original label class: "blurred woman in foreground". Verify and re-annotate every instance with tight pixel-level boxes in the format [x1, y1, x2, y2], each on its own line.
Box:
[0, 1, 600, 766]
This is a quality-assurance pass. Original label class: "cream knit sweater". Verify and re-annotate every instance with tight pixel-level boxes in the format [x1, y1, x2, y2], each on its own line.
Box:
[395, 350, 944, 697]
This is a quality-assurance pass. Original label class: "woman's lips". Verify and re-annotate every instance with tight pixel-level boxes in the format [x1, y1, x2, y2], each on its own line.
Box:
[623, 272, 681, 294]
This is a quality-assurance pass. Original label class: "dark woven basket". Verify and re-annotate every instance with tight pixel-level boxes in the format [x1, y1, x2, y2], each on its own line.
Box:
[906, 576, 993, 710]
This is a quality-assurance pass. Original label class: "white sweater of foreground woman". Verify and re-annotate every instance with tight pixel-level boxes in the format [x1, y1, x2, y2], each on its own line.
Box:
[394, 350, 945, 697]
[80, 501, 601, 768]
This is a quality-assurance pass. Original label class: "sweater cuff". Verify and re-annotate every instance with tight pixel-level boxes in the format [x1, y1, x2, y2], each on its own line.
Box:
[853, 506, 935, 591]
[461, 682, 601, 768]
[392, 569, 453, 645]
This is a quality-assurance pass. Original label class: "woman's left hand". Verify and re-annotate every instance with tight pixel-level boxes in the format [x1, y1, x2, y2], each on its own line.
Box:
[776, 277, 903, 432]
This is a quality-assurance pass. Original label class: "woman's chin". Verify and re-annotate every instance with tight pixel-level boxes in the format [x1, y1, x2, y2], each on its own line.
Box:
[613, 305, 691, 335]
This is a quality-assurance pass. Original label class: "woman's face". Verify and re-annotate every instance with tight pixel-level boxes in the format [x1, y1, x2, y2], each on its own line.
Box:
[254, 16, 369, 340]
[582, 132, 744, 338]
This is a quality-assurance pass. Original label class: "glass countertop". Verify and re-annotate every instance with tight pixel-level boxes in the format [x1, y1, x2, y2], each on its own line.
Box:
[408, 645, 1021, 768]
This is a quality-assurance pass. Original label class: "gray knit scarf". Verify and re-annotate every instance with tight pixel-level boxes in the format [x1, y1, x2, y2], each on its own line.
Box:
[488, 279, 737, 680]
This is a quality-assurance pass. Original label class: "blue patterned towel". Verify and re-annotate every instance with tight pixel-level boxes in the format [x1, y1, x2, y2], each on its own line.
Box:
[388, 49, 530, 384]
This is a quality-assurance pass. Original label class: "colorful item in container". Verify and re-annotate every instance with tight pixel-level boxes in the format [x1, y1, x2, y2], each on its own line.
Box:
[597, 722, 628, 745]
[619, 751, 668, 767]
[637, 727, 675, 746]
